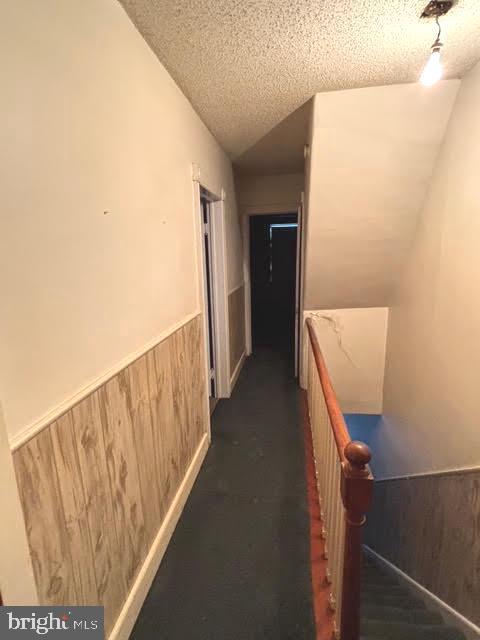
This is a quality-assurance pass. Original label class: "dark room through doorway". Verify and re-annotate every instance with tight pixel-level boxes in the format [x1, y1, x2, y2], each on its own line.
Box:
[249, 213, 299, 369]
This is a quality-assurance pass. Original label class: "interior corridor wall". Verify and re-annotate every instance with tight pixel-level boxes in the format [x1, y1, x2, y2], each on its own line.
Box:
[301, 84, 458, 417]
[0, 0, 243, 631]
[365, 60, 480, 630]
[380, 60, 480, 479]
[303, 81, 459, 310]
[235, 173, 304, 214]
[0, 0, 243, 444]
[302, 308, 388, 414]
[0, 0, 242, 438]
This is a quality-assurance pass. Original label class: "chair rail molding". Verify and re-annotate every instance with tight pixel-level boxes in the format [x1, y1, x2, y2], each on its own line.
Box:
[10, 311, 202, 452]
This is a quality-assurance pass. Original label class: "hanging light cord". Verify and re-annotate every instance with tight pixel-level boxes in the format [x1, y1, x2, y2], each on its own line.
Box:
[433, 15, 442, 47]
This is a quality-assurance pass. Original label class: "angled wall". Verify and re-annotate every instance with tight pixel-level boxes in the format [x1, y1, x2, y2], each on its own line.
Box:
[379, 60, 480, 476]
[365, 60, 480, 631]
[375, 60, 480, 479]
[304, 81, 459, 310]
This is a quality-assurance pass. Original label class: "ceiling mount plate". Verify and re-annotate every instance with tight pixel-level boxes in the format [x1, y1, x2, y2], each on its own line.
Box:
[421, 0, 454, 19]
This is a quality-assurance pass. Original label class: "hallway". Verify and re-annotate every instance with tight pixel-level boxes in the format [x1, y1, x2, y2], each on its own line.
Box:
[130, 349, 315, 640]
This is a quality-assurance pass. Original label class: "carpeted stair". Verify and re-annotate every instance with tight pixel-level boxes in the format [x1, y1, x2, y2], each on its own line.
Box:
[360, 554, 466, 640]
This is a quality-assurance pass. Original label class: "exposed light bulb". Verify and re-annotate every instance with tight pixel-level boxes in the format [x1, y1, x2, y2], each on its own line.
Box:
[420, 45, 443, 86]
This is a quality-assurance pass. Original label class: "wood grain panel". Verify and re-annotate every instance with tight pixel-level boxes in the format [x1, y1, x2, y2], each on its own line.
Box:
[13, 314, 207, 632]
[13, 428, 77, 605]
[184, 316, 207, 453]
[229, 285, 245, 376]
[70, 391, 125, 633]
[365, 468, 480, 626]
[169, 326, 191, 477]
[126, 354, 161, 547]
[99, 370, 146, 588]
[146, 343, 176, 512]
[50, 412, 98, 605]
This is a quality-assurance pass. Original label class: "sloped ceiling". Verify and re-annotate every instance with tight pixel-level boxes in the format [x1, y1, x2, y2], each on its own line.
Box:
[304, 81, 460, 310]
[120, 0, 480, 161]
[234, 101, 311, 175]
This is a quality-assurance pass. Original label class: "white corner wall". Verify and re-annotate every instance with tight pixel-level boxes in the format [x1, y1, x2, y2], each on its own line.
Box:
[0, 0, 243, 442]
[380, 60, 480, 479]
[303, 308, 388, 414]
[304, 81, 459, 310]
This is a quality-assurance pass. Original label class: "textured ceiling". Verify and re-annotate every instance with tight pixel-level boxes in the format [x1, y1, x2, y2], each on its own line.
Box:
[119, 0, 480, 159]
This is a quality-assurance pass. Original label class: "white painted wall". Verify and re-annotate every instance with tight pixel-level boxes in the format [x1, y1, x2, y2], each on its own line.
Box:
[304, 81, 459, 310]
[303, 308, 388, 414]
[235, 173, 304, 214]
[0, 0, 242, 441]
[380, 60, 480, 479]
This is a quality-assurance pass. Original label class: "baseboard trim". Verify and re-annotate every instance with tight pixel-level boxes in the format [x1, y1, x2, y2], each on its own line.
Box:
[375, 464, 480, 483]
[109, 432, 210, 640]
[230, 351, 246, 393]
[364, 545, 480, 639]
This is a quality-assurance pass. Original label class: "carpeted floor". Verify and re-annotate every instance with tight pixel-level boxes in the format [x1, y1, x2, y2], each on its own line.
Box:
[130, 348, 315, 640]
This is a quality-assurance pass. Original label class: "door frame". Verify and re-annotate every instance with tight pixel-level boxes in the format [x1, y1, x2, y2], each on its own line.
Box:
[295, 193, 305, 378]
[242, 204, 304, 374]
[192, 174, 231, 400]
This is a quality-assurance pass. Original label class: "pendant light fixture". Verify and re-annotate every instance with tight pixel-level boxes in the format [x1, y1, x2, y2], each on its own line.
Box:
[419, 0, 454, 87]
[420, 16, 443, 86]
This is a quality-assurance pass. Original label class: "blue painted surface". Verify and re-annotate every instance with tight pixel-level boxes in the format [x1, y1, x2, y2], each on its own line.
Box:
[343, 414, 382, 450]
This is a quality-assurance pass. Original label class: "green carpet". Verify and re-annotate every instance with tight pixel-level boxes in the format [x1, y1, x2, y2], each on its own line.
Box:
[360, 554, 465, 640]
[129, 349, 315, 640]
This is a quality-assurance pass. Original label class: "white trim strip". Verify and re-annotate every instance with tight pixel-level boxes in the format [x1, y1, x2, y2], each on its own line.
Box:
[228, 282, 245, 295]
[230, 351, 247, 394]
[10, 310, 202, 452]
[364, 545, 480, 638]
[109, 433, 209, 640]
[375, 465, 480, 482]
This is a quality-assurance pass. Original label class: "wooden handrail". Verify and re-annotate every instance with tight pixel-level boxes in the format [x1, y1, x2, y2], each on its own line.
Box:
[306, 316, 374, 640]
[306, 317, 350, 460]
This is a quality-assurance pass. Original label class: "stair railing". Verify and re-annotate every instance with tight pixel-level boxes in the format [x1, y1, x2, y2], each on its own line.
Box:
[305, 317, 373, 640]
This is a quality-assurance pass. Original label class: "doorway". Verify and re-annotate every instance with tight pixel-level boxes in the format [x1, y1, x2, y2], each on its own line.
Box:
[249, 213, 299, 368]
[195, 183, 230, 409]
[200, 192, 217, 399]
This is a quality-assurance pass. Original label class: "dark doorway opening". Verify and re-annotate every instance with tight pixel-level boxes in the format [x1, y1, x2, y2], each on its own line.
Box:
[200, 191, 216, 400]
[250, 213, 298, 365]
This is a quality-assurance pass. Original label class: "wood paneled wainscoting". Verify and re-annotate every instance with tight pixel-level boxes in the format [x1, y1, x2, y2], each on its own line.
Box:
[13, 314, 208, 638]
[364, 467, 480, 629]
[228, 284, 246, 384]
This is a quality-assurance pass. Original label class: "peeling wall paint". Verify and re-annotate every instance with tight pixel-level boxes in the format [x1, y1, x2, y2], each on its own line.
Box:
[303, 308, 389, 414]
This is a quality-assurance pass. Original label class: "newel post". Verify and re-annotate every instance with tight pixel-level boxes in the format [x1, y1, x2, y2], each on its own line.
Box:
[340, 441, 373, 640]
